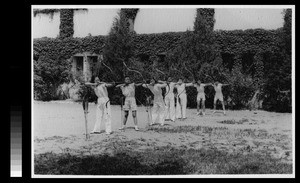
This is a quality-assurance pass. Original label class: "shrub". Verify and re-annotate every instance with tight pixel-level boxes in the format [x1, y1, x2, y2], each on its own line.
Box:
[34, 56, 71, 101]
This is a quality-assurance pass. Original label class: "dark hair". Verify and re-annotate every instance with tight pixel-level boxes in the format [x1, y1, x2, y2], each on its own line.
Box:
[144, 79, 151, 84]
[151, 77, 158, 83]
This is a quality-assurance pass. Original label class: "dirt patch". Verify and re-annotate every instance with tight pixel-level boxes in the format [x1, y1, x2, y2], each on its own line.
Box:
[33, 102, 293, 174]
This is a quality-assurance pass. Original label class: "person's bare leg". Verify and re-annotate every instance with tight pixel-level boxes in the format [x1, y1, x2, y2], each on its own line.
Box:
[222, 101, 226, 115]
[202, 99, 206, 115]
[213, 99, 217, 114]
[197, 100, 200, 115]
[119, 111, 128, 130]
[132, 111, 139, 131]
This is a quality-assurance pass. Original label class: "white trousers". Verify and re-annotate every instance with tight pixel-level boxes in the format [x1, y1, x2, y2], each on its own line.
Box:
[176, 93, 187, 119]
[92, 97, 112, 133]
[164, 94, 175, 121]
[152, 100, 166, 125]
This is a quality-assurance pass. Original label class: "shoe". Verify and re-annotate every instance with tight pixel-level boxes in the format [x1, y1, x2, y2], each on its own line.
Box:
[106, 132, 112, 135]
[160, 124, 165, 126]
[90, 131, 100, 134]
[149, 123, 155, 126]
[119, 126, 125, 130]
[196, 112, 200, 115]
[202, 112, 206, 116]
[135, 126, 139, 131]
[223, 111, 226, 115]
[212, 111, 216, 114]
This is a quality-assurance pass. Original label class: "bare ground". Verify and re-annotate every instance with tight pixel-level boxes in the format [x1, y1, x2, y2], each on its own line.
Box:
[33, 100, 293, 165]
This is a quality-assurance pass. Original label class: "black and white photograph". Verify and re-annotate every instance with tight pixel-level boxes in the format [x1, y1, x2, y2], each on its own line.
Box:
[32, 5, 295, 178]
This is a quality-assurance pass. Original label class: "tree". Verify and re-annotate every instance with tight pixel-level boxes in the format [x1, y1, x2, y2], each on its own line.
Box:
[166, 8, 227, 83]
[59, 9, 74, 39]
[260, 9, 292, 112]
[283, 9, 292, 55]
[164, 8, 231, 108]
[121, 8, 139, 22]
[102, 10, 138, 82]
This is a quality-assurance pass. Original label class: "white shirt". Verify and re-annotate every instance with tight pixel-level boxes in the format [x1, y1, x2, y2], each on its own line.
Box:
[194, 84, 206, 94]
[94, 84, 108, 98]
[176, 83, 186, 95]
[144, 83, 167, 102]
[165, 82, 176, 97]
[121, 83, 135, 98]
[213, 84, 223, 96]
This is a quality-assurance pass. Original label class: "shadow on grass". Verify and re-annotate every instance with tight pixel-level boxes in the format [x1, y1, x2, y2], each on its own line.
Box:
[34, 151, 185, 175]
[35, 147, 292, 175]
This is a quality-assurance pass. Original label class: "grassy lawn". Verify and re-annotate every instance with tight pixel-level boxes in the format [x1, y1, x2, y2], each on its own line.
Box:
[35, 146, 292, 175]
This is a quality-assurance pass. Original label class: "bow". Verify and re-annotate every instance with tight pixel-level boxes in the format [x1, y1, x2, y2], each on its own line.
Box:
[170, 65, 182, 75]
[155, 68, 166, 78]
[122, 60, 151, 107]
[100, 58, 117, 84]
[183, 62, 195, 82]
[169, 65, 184, 105]
[97, 57, 118, 114]
[123, 61, 146, 83]
[153, 68, 169, 106]
[155, 68, 170, 99]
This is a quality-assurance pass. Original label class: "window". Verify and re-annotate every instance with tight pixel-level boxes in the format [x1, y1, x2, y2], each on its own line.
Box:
[74, 56, 84, 72]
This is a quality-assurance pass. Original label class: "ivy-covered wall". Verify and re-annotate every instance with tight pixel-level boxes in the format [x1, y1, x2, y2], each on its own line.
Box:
[33, 28, 290, 112]
[215, 29, 281, 55]
[34, 36, 106, 61]
[34, 29, 281, 60]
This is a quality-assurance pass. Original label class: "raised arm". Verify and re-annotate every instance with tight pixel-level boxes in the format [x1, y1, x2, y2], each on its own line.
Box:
[185, 82, 194, 87]
[116, 83, 126, 88]
[142, 84, 149, 88]
[204, 83, 213, 87]
[158, 80, 166, 83]
[85, 82, 96, 85]
[84, 82, 98, 88]
[157, 83, 167, 88]
[105, 82, 115, 87]
[134, 83, 144, 87]
[222, 83, 230, 86]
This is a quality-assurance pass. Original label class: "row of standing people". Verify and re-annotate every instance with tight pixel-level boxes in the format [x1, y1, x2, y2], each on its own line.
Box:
[85, 76, 229, 135]
[163, 76, 229, 122]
